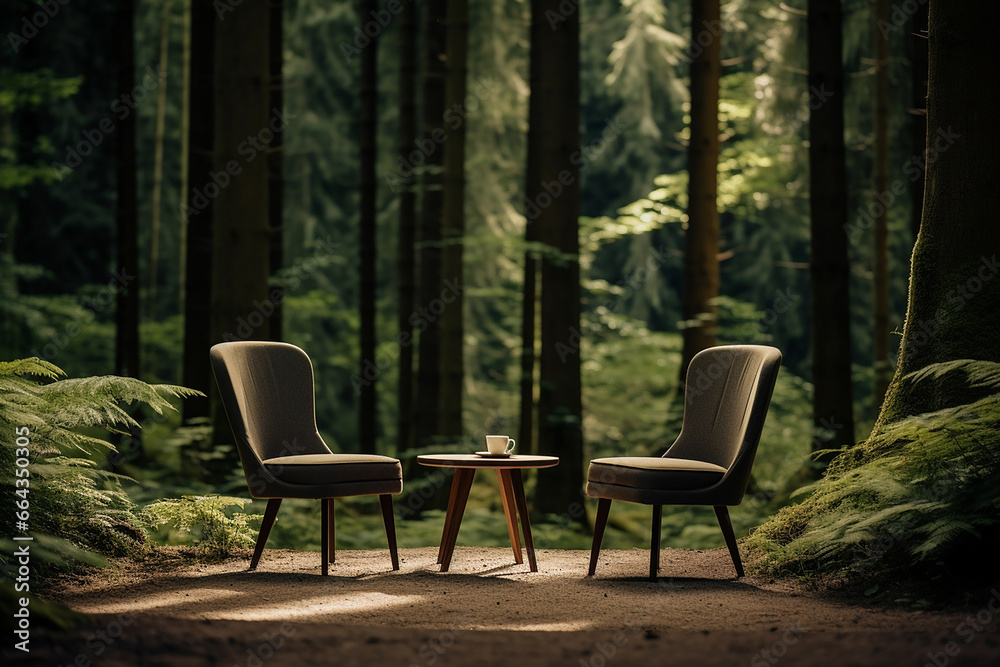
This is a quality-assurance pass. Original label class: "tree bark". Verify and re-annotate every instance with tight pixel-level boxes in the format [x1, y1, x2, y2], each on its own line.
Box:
[359, 0, 378, 454]
[268, 0, 284, 342]
[873, 0, 891, 407]
[438, 0, 467, 442]
[908, 2, 929, 244]
[680, 0, 721, 381]
[414, 0, 447, 450]
[209, 0, 271, 449]
[148, 0, 172, 322]
[181, 0, 215, 423]
[808, 0, 855, 465]
[396, 0, 418, 456]
[529, 0, 584, 519]
[875, 0, 1000, 428]
[115, 0, 140, 380]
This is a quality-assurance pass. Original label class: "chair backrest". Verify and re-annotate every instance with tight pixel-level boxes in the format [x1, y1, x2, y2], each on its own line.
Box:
[665, 345, 782, 472]
[210, 342, 331, 470]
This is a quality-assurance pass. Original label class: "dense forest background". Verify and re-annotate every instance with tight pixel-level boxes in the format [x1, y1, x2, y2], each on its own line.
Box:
[1, 0, 933, 553]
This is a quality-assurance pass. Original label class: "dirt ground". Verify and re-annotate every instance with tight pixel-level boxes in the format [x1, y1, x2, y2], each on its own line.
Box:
[8, 546, 1000, 666]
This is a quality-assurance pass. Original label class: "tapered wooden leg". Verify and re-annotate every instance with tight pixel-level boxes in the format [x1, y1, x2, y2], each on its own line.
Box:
[650, 504, 662, 580]
[715, 505, 744, 577]
[438, 471, 461, 564]
[509, 470, 538, 572]
[321, 499, 331, 576]
[497, 469, 523, 564]
[440, 469, 475, 572]
[249, 498, 281, 571]
[380, 494, 399, 570]
[588, 498, 611, 576]
[328, 499, 336, 563]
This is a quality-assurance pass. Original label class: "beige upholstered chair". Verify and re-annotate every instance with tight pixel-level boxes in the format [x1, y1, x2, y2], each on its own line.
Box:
[587, 345, 781, 579]
[210, 341, 402, 575]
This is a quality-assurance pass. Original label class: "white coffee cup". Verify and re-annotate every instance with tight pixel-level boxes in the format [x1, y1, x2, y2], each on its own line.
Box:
[485, 435, 515, 455]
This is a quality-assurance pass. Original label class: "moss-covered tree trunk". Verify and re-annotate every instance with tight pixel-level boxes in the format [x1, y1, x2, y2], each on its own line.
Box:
[874, 0, 1000, 429]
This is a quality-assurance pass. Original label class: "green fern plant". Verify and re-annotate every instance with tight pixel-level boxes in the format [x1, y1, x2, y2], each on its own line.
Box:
[0, 357, 201, 563]
[143, 495, 258, 557]
[746, 360, 1000, 591]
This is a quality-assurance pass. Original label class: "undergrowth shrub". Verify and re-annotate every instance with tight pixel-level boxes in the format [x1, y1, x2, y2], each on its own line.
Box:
[746, 360, 1000, 594]
[0, 357, 199, 625]
[144, 495, 258, 557]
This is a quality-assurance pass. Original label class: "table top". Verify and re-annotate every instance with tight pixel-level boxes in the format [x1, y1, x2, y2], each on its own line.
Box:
[416, 453, 560, 469]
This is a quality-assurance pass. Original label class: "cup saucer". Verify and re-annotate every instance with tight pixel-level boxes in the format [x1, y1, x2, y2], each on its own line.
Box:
[475, 451, 512, 458]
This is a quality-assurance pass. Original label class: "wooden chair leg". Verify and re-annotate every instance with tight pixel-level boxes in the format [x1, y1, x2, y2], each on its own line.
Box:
[249, 498, 281, 571]
[321, 499, 331, 576]
[650, 504, 662, 580]
[328, 498, 336, 563]
[715, 505, 744, 577]
[588, 498, 612, 576]
[380, 494, 400, 571]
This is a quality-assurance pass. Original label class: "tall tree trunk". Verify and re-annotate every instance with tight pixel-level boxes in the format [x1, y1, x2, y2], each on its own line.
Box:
[414, 0, 447, 450]
[268, 0, 284, 342]
[808, 0, 855, 466]
[148, 0, 172, 322]
[680, 0, 721, 381]
[178, 0, 191, 326]
[530, 0, 583, 519]
[908, 1, 929, 243]
[875, 1, 1000, 428]
[438, 0, 467, 441]
[396, 0, 418, 457]
[519, 248, 538, 455]
[115, 0, 140, 380]
[359, 0, 378, 454]
[210, 0, 271, 448]
[181, 0, 214, 423]
[873, 0, 891, 407]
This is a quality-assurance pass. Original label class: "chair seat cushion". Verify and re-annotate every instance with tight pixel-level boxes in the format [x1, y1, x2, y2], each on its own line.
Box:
[262, 454, 402, 486]
[588, 457, 727, 491]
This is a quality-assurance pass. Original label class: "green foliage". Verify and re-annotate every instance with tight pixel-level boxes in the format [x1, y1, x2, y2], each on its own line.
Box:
[0, 358, 200, 564]
[745, 361, 1000, 592]
[144, 495, 259, 557]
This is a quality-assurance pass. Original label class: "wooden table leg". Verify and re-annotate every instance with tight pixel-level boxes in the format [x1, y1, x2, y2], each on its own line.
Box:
[437, 470, 462, 564]
[509, 469, 538, 572]
[496, 469, 523, 564]
[440, 468, 475, 572]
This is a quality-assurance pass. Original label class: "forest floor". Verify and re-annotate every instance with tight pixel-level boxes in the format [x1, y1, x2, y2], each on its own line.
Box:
[10, 546, 1000, 666]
